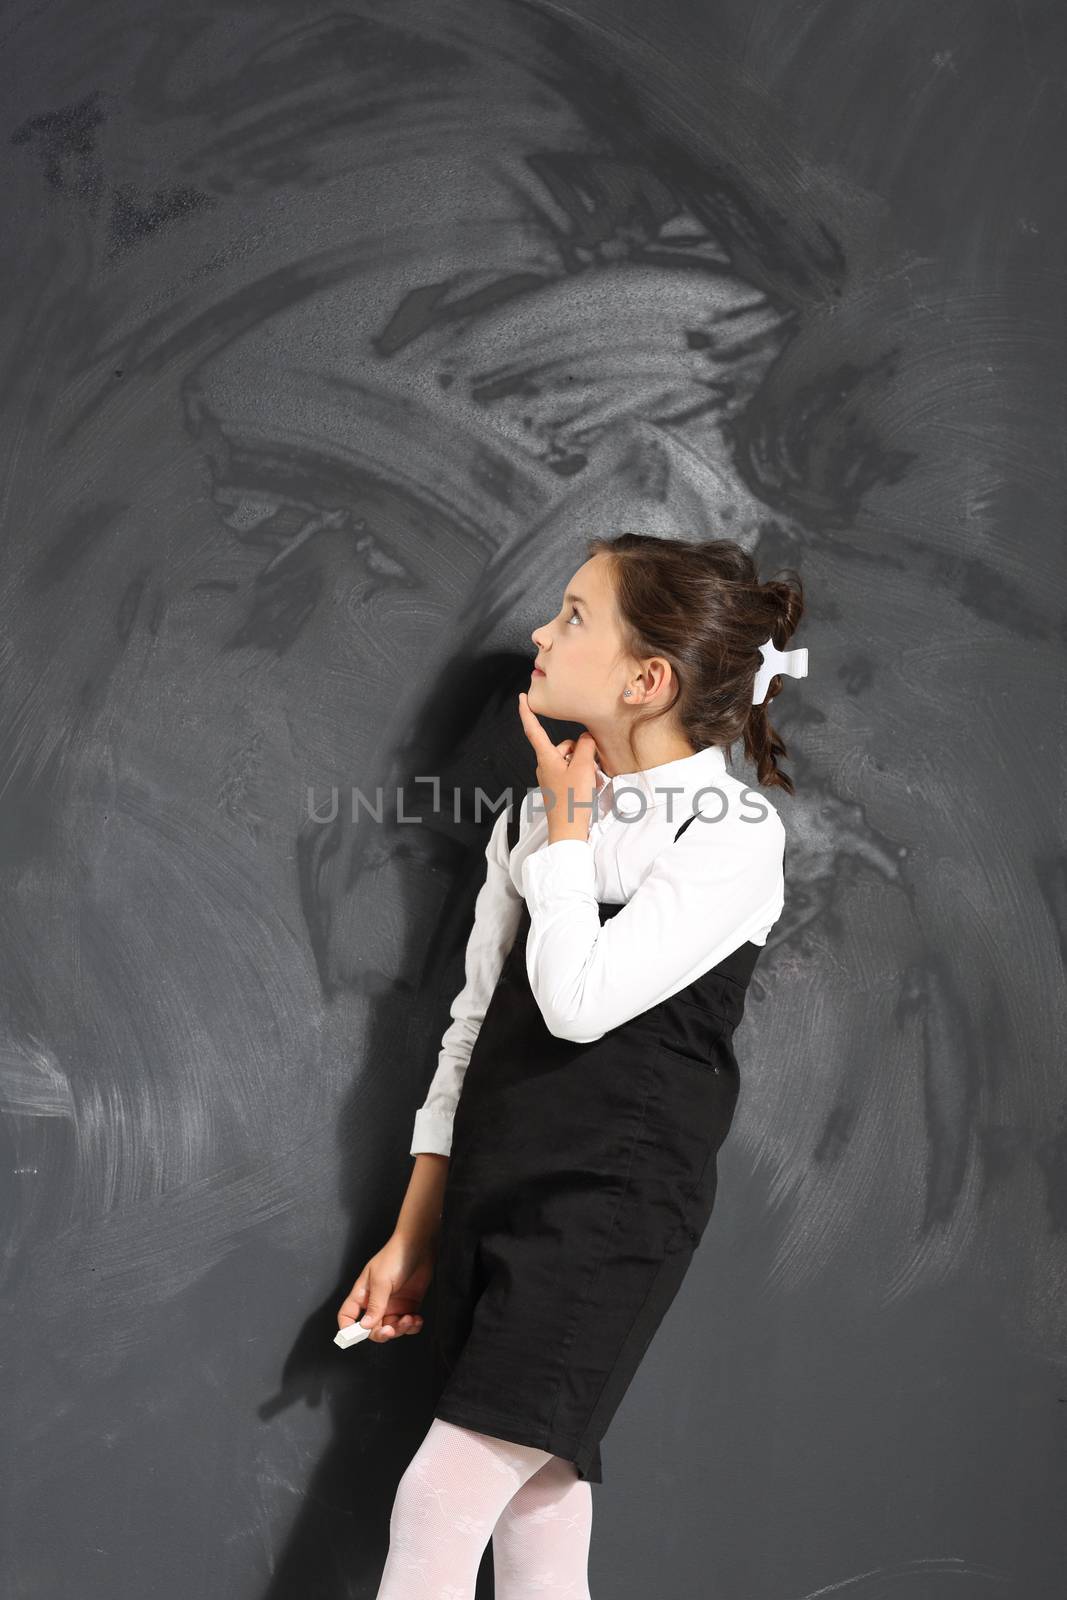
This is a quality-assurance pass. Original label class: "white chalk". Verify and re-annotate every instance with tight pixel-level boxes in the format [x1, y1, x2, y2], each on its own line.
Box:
[334, 1322, 374, 1348]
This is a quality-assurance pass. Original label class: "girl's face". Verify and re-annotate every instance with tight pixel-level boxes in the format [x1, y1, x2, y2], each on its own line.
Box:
[528, 554, 629, 725]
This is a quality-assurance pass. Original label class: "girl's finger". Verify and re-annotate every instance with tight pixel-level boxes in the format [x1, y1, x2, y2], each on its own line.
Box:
[517, 692, 554, 754]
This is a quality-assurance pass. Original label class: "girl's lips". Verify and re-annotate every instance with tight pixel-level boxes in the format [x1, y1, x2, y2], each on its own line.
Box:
[532, 666, 546, 676]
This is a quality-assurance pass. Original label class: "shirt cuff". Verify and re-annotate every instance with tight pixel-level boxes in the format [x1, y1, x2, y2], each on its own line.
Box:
[410, 1107, 454, 1157]
[521, 838, 597, 910]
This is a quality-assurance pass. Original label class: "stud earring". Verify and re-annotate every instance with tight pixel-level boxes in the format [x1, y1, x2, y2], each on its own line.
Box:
[623, 689, 632, 697]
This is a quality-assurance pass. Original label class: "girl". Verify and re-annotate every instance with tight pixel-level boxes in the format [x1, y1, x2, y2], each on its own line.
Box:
[339, 533, 806, 1598]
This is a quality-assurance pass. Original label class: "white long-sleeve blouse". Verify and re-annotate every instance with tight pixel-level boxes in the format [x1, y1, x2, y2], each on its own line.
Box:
[410, 742, 786, 1158]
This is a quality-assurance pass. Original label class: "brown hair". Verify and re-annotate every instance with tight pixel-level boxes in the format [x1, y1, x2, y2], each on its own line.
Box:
[585, 532, 806, 795]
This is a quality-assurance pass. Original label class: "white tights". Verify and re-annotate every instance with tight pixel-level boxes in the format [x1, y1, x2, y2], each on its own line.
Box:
[374, 1417, 593, 1599]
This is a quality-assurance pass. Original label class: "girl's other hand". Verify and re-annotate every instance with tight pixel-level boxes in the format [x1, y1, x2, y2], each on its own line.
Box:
[338, 1233, 435, 1344]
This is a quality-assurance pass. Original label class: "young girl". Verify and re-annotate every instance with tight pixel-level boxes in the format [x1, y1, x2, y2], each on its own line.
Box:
[340, 533, 806, 1598]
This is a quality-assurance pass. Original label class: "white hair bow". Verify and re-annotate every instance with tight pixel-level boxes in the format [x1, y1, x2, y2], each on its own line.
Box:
[752, 636, 808, 706]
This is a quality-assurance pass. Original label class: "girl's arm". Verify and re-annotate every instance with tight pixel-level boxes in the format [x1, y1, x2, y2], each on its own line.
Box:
[409, 808, 524, 1158]
[393, 1151, 450, 1249]
[521, 803, 786, 1042]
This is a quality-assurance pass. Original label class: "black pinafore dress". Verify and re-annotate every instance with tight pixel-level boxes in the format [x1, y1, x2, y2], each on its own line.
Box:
[430, 807, 763, 1484]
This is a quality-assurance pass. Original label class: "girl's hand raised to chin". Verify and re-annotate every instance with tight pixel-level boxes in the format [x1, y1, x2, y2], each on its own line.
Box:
[517, 692, 599, 842]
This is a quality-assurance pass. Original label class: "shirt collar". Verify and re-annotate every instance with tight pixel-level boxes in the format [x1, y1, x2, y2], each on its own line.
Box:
[592, 744, 727, 814]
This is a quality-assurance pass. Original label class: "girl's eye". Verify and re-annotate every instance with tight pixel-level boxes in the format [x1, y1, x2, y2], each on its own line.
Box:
[566, 606, 581, 626]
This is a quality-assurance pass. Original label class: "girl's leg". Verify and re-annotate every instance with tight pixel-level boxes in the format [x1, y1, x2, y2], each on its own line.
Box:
[491, 1453, 593, 1600]
[374, 1417, 553, 1599]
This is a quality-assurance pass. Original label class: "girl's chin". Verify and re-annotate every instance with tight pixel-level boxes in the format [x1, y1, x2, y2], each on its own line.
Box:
[530, 685, 579, 720]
